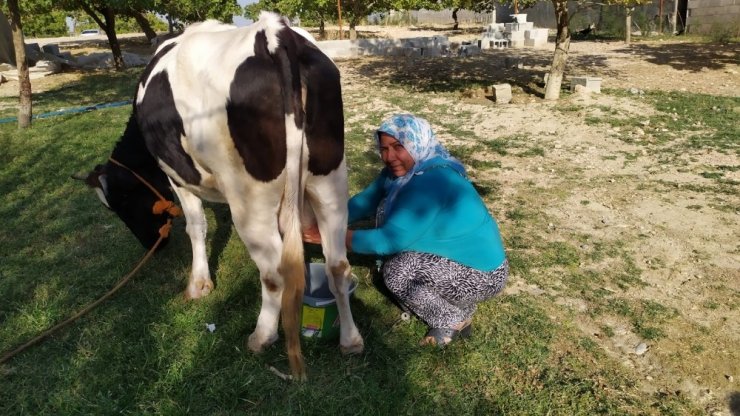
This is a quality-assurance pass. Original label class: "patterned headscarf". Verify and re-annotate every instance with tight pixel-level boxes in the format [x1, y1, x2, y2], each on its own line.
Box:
[374, 114, 466, 222]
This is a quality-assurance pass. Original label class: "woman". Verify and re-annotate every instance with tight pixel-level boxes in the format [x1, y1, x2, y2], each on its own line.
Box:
[304, 114, 508, 347]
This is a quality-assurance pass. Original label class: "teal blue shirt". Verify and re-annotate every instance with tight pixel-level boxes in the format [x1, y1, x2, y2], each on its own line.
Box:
[349, 166, 507, 272]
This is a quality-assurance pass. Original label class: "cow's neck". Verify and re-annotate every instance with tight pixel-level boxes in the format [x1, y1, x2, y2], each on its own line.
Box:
[110, 114, 170, 193]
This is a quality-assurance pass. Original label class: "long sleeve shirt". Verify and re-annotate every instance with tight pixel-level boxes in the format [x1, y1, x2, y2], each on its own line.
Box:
[348, 166, 507, 272]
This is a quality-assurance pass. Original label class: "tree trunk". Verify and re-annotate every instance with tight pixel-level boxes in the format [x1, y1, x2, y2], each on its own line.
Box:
[452, 8, 459, 30]
[101, 7, 124, 70]
[131, 11, 157, 41]
[337, 0, 343, 40]
[544, 0, 571, 100]
[7, 0, 31, 128]
[625, 7, 632, 44]
[78, 3, 125, 70]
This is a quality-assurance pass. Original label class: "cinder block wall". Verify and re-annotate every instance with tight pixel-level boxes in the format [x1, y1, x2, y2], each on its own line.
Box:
[686, 0, 740, 33]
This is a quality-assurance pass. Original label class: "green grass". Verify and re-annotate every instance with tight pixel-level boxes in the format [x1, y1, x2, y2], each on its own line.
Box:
[0, 69, 709, 415]
[592, 90, 740, 155]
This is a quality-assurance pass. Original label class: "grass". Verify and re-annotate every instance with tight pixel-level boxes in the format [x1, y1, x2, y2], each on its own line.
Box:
[0, 68, 720, 415]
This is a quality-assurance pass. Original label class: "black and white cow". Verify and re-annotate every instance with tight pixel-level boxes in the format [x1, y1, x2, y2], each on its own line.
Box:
[78, 12, 362, 380]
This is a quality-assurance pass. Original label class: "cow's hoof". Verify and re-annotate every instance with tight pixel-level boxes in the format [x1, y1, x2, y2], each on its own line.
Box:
[247, 331, 278, 353]
[340, 338, 364, 355]
[184, 279, 213, 300]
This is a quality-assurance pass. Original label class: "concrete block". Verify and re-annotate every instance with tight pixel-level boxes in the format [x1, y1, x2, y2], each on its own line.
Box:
[458, 44, 481, 57]
[570, 76, 602, 93]
[525, 29, 549, 40]
[524, 38, 548, 47]
[403, 47, 422, 58]
[507, 31, 525, 40]
[492, 83, 512, 104]
[507, 22, 534, 32]
[509, 40, 525, 48]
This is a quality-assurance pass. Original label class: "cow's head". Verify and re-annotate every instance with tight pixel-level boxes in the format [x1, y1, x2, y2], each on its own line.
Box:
[75, 162, 177, 250]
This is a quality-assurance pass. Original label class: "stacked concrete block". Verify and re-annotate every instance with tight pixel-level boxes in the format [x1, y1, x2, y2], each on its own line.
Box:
[524, 28, 549, 47]
[570, 76, 602, 93]
[502, 16, 548, 49]
[479, 23, 511, 50]
[507, 30, 526, 48]
[505, 22, 534, 32]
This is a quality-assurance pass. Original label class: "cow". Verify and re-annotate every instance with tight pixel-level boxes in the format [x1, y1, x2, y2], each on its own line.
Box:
[75, 12, 363, 380]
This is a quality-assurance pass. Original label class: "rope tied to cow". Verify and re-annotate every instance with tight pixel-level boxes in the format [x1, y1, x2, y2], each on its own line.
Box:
[0, 160, 182, 365]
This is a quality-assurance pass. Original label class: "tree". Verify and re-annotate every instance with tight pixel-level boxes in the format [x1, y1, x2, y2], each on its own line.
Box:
[244, 0, 339, 39]
[158, 0, 241, 24]
[73, 0, 127, 70]
[5, 0, 32, 127]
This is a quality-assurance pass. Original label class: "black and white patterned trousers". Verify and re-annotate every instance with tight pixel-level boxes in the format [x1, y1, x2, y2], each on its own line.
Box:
[382, 252, 509, 329]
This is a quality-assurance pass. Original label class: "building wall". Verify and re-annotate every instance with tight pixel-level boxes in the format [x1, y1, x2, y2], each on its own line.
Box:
[686, 0, 740, 33]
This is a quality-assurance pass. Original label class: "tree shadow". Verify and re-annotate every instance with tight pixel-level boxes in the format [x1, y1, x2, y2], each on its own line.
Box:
[352, 49, 612, 98]
[730, 391, 740, 416]
[205, 203, 234, 283]
[612, 42, 739, 72]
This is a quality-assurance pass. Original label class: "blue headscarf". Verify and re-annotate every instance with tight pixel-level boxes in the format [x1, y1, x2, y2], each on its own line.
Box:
[375, 114, 466, 223]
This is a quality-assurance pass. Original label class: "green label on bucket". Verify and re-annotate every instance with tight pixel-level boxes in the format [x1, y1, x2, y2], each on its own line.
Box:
[302, 305, 325, 332]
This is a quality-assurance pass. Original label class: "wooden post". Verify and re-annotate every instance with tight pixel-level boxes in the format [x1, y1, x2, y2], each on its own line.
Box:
[659, 0, 664, 32]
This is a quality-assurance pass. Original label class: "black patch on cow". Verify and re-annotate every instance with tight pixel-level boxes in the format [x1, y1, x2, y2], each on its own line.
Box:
[226, 30, 287, 183]
[295, 35, 345, 176]
[137, 71, 201, 186]
[139, 42, 176, 88]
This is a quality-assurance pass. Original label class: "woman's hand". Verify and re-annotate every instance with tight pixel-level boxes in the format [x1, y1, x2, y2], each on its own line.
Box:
[302, 224, 322, 244]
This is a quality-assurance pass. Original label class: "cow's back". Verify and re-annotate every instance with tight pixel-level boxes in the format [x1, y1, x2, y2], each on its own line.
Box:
[135, 13, 307, 195]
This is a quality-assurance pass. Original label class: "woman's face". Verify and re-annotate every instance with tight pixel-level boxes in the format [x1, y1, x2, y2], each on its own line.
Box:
[379, 133, 415, 177]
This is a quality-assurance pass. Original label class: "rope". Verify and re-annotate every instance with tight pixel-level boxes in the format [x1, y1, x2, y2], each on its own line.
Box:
[0, 158, 182, 365]
[0, 220, 171, 365]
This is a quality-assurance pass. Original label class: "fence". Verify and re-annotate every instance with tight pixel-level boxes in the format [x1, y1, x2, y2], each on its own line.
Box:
[368, 9, 494, 26]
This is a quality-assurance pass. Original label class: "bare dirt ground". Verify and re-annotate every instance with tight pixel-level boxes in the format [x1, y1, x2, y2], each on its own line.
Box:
[333, 26, 739, 415]
[2, 27, 738, 414]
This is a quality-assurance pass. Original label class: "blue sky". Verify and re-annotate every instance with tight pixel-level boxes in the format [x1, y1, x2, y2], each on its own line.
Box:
[233, 0, 257, 26]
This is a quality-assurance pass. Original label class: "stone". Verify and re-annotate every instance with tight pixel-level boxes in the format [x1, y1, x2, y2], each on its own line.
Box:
[492, 83, 512, 104]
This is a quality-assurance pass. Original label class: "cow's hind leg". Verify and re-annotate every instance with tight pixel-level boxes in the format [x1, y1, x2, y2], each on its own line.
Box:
[306, 164, 364, 354]
[171, 182, 214, 300]
[227, 188, 284, 353]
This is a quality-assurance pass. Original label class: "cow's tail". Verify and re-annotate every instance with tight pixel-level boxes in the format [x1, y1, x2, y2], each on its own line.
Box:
[274, 22, 307, 381]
